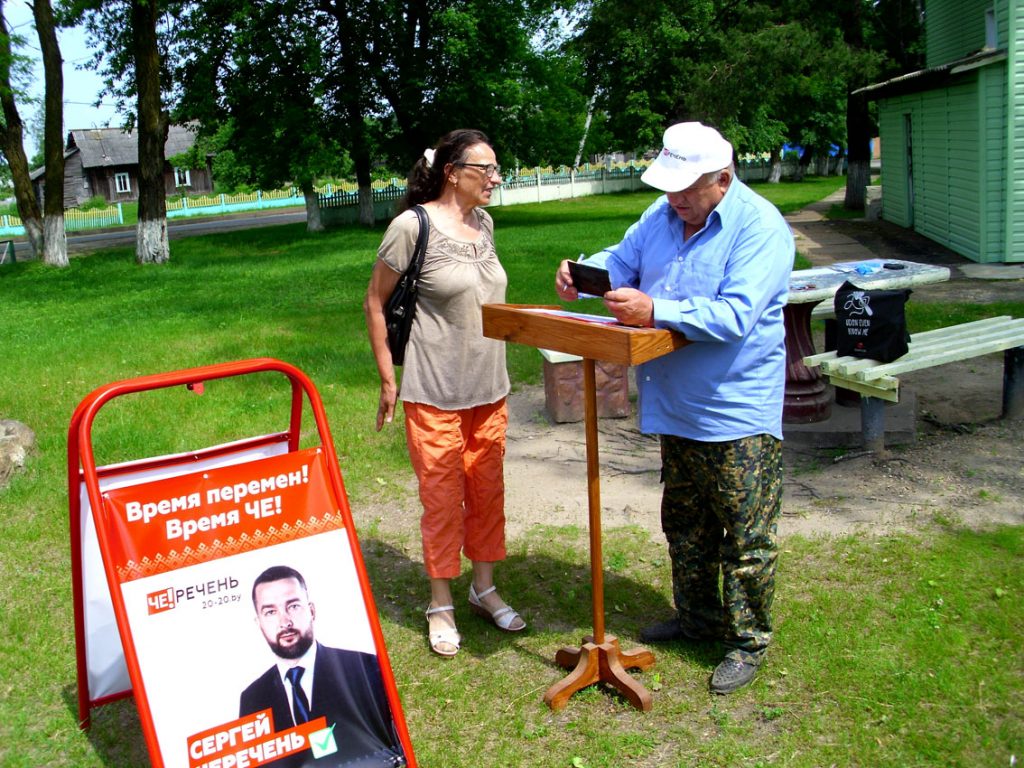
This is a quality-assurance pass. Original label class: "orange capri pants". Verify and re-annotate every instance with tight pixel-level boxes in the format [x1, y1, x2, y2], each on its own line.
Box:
[403, 398, 508, 579]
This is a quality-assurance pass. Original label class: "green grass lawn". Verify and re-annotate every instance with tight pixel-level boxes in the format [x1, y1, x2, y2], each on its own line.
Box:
[1, 178, 1020, 767]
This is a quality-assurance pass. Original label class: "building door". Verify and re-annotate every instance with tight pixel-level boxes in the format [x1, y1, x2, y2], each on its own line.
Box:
[904, 113, 914, 228]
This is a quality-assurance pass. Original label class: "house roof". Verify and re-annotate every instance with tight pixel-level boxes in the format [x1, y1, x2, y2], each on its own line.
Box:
[29, 147, 79, 181]
[66, 123, 199, 169]
[854, 48, 1007, 100]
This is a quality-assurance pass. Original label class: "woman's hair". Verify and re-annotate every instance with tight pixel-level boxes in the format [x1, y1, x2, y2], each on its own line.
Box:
[399, 128, 491, 210]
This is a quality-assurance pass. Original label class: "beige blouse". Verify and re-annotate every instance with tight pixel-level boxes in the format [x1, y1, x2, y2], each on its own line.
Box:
[377, 207, 510, 410]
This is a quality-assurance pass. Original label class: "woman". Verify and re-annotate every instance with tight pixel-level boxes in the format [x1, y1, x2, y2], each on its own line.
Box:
[364, 129, 525, 657]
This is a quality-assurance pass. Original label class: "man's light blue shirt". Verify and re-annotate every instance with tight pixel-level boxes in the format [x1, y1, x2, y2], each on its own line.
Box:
[586, 179, 794, 441]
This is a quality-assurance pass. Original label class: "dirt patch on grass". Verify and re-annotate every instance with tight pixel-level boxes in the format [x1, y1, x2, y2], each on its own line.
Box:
[497, 255, 1024, 542]
[356, 265, 1023, 545]
[501, 366, 1023, 542]
[358, 364, 1023, 547]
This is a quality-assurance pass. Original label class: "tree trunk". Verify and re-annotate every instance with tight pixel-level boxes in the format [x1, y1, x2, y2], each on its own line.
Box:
[814, 151, 829, 176]
[43, 213, 64, 264]
[573, 93, 597, 168]
[16, 200, 43, 257]
[793, 149, 812, 182]
[844, 90, 870, 210]
[840, 0, 870, 211]
[0, 2, 43, 258]
[34, 0, 68, 267]
[302, 181, 324, 232]
[0, 120, 43, 256]
[768, 147, 783, 183]
[358, 186, 374, 225]
[132, 0, 169, 264]
[352, 144, 374, 226]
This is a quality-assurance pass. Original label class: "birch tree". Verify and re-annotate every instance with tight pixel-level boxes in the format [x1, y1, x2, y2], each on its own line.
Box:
[34, 0, 67, 266]
[131, 0, 168, 262]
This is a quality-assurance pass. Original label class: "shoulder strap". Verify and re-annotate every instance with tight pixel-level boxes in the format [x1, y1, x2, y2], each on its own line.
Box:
[407, 205, 430, 278]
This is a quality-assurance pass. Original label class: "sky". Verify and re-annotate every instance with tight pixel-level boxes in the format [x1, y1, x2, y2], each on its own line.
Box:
[6, 3, 124, 154]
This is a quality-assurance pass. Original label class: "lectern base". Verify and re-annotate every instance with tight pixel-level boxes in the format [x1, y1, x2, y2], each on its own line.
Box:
[543, 635, 656, 712]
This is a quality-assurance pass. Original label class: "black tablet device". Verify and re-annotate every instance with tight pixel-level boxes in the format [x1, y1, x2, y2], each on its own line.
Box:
[568, 261, 612, 297]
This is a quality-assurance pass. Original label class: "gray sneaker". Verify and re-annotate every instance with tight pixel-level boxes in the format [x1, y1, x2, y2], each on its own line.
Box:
[710, 658, 759, 695]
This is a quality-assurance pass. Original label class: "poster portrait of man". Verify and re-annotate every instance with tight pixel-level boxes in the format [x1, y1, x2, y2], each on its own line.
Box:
[239, 565, 406, 768]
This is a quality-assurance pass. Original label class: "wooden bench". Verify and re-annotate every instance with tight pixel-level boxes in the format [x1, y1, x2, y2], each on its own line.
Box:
[803, 316, 1024, 452]
[810, 302, 835, 321]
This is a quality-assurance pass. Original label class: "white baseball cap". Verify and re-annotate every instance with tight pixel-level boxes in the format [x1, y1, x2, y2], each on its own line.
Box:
[640, 122, 734, 193]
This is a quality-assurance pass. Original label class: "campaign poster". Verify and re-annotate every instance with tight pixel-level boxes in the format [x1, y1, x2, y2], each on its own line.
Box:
[78, 436, 291, 705]
[100, 447, 408, 768]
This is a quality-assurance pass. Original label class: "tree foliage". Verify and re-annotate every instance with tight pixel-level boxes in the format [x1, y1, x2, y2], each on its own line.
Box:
[11, 0, 925, 247]
[572, 0, 921, 186]
[373, 0, 591, 168]
[172, 0, 340, 227]
[172, 0, 593, 225]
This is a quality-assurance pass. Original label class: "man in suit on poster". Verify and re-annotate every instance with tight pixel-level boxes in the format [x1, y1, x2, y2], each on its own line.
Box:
[239, 565, 406, 767]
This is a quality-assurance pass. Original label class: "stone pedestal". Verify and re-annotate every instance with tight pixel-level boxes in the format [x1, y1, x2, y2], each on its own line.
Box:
[0, 419, 35, 488]
[541, 349, 630, 423]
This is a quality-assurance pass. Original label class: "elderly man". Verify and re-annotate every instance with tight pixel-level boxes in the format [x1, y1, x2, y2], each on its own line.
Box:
[555, 122, 793, 694]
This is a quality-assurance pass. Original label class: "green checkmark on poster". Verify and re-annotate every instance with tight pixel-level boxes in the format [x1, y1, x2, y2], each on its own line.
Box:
[309, 723, 338, 759]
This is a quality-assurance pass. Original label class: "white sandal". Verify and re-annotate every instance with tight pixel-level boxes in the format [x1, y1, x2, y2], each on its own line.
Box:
[425, 604, 460, 657]
[469, 584, 526, 632]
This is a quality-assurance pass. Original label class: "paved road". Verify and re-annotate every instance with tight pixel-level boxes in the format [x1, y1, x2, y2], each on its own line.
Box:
[10, 208, 309, 257]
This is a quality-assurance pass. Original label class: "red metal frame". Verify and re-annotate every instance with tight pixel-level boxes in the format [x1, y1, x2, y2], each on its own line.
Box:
[67, 358, 416, 766]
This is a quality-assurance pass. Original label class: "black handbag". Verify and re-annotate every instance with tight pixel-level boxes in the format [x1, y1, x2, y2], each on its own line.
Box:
[833, 280, 911, 363]
[384, 205, 429, 366]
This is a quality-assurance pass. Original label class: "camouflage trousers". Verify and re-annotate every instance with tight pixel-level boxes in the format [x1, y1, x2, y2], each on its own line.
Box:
[659, 433, 783, 664]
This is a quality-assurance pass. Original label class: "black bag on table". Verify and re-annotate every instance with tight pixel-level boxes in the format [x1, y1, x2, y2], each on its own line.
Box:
[384, 205, 429, 366]
[833, 280, 911, 363]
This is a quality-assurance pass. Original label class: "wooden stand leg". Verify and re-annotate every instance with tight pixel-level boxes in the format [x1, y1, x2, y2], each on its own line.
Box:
[544, 635, 656, 711]
[542, 358, 655, 712]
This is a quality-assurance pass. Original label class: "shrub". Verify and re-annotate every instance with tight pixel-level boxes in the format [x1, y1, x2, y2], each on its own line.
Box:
[79, 195, 113, 211]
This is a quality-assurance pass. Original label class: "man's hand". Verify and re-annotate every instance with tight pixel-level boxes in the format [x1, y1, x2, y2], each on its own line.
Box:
[555, 259, 578, 301]
[604, 288, 654, 327]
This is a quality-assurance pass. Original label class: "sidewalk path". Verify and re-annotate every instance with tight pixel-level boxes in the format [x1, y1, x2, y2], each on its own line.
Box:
[785, 189, 876, 266]
[785, 188, 1024, 281]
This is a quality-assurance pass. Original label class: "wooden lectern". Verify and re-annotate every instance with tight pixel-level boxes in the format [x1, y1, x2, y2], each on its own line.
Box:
[482, 304, 688, 712]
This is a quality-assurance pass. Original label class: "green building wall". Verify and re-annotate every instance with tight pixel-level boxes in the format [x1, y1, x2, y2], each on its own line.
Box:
[1008, 0, 1024, 262]
[876, 0, 1021, 263]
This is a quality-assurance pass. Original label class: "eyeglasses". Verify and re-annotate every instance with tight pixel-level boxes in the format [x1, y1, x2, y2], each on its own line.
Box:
[457, 162, 502, 179]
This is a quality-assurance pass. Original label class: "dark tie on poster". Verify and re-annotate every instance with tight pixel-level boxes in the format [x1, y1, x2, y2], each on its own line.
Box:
[286, 666, 311, 724]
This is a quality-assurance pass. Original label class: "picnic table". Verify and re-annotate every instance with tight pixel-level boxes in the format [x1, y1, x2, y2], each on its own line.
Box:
[783, 259, 951, 423]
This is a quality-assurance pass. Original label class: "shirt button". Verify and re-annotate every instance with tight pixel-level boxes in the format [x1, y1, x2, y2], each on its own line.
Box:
[645, 376, 651, 382]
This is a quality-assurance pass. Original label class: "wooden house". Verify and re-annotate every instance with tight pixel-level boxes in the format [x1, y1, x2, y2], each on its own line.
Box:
[30, 124, 214, 208]
[859, 0, 1022, 263]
